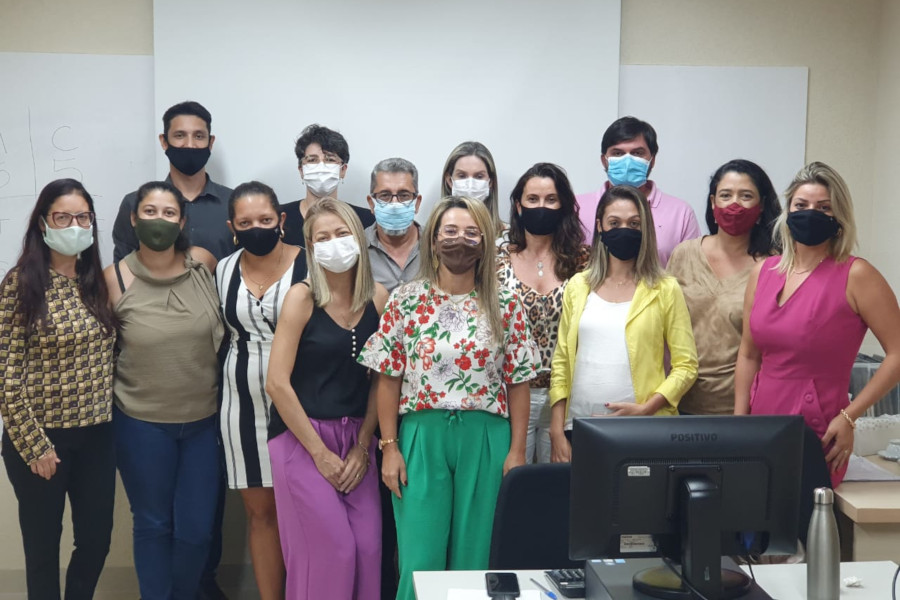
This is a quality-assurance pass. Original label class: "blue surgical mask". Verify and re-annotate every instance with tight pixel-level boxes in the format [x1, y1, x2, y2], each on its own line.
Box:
[606, 154, 650, 187]
[374, 201, 416, 236]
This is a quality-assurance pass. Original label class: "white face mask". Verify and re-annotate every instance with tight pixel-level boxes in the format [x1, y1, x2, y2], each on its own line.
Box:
[302, 162, 342, 198]
[314, 235, 360, 273]
[451, 177, 490, 201]
[42, 219, 94, 256]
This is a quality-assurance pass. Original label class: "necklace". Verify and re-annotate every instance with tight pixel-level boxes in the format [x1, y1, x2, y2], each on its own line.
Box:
[791, 256, 825, 276]
[532, 254, 551, 278]
[243, 244, 284, 293]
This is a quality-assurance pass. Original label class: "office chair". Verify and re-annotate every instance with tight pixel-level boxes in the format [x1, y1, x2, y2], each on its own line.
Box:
[488, 463, 582, 570]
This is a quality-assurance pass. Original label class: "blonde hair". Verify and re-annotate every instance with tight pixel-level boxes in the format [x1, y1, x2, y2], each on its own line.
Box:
[418, 196, 503, 344]
[303, 198, 375, 313]
[774, 161, 857, 273]
[585, 185, 664, 290]
[440, 141, 504, 237]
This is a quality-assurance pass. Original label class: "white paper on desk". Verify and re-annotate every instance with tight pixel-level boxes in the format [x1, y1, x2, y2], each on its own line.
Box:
[447, 590, 542, 599]
[843, 454, 900, 481]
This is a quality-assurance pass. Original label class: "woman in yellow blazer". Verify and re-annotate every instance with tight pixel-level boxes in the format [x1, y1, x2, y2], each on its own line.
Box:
[549, 185, 698, 462]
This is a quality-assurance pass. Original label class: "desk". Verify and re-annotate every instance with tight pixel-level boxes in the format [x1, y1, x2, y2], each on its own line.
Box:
[414, 570, 547, 598]
[835, 455, 900, 562]
[414, 562, 898, 599]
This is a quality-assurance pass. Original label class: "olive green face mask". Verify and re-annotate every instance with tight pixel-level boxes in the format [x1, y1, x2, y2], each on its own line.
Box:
[134, 217, 182, 251]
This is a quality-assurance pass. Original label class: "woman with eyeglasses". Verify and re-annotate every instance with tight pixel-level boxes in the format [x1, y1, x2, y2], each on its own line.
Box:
[281, 124, 375, 246]
[441, 141, 506, 240]
[215, 181, 307, 599]
[105, 181, 224, 600]
[497, 163, 589, 463]
[266, 198, 389, 600]
[549, 185, 698, 462]
[0, 179, 117, 600]
[358, 196, 539, 600]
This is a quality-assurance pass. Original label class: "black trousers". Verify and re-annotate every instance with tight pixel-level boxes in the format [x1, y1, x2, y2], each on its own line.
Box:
[2, 422, 116, 600]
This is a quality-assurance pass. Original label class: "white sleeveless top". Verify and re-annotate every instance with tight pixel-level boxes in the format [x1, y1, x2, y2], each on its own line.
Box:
[567, 292, 635, 429]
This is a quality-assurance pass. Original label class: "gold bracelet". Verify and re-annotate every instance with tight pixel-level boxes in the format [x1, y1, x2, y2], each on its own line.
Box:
[378, 438, 399, 451]
[357, 442, 369, 458]
[840, 408, 856, 429]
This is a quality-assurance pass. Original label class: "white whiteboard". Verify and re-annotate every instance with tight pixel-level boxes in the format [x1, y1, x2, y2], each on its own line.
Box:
[620, 65, 808, 231]
[0, 53, 155, 273]
[153, 0, 622, 221]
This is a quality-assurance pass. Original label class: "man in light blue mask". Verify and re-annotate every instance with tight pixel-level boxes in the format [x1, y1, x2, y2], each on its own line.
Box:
[364, 157, 423, 293]
[576, 116, 700, 266]
[364, 157, 422, 599]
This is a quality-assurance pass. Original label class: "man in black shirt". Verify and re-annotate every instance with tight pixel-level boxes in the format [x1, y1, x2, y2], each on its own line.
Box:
[112, 101, 233, 261]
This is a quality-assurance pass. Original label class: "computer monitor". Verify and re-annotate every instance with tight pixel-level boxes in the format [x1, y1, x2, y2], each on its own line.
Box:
[569, 415, 804, 600]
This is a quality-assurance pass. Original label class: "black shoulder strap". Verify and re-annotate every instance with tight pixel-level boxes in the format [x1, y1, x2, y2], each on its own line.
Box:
[113, 261, 126, 293]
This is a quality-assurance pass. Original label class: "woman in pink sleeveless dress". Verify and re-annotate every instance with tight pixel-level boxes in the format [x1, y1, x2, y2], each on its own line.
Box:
[735, 163, 900, 539]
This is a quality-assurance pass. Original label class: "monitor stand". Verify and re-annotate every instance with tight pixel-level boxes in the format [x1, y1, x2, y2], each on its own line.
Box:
[632, 563, 751, 599]
[639, 474, 753, 599]
[584, 558, 772, 600]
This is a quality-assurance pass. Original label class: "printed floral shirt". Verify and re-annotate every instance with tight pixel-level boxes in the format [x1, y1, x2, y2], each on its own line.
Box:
[357, 279, 539, 416]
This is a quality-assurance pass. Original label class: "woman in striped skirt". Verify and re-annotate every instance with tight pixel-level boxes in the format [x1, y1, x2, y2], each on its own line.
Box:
[216, 181, 307, 599]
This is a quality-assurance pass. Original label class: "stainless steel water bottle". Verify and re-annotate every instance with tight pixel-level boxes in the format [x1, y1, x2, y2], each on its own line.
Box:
[807, 487, 839, 600]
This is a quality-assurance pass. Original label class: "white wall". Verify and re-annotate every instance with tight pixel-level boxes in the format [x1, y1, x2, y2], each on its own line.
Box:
[152, 0, 621, 220]
[0, 0, 897, 574]
[870, 0, 900, 290]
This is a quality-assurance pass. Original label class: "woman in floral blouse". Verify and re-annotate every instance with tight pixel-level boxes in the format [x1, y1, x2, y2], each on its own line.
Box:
[358, 196, 538, 600]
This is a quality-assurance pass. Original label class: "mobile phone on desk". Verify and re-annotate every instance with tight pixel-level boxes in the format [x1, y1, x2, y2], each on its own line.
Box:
[486, 572, 520, 598]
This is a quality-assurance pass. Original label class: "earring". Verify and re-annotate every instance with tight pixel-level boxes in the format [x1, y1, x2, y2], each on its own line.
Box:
[280, 228, 285, 239]
[233, 234, 238, 246]
[432, 254, 440, 271]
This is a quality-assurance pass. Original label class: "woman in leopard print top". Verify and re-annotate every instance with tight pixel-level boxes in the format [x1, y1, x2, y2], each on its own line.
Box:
[497, 163, 589, 463]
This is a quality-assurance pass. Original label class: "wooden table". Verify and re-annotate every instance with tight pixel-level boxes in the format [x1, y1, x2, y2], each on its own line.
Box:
[834, 454, 900, 562]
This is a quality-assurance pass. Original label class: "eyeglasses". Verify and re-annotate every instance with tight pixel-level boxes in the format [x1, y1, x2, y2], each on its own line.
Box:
[49, 212, 95, 228]
[301, 153, 342, 165]
[373, 191, 417, 205]
[439, 225, 482, 242]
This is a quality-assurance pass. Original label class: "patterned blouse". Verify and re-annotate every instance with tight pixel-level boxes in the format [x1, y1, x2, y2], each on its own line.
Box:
[0, 269, 116, 464]
[496, 244, 590, 388]
[357, 279, 539, 416]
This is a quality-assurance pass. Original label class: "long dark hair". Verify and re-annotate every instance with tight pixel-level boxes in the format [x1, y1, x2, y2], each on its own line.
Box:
[4, 179, 116, 335]
[508, 163, 586, 280]
[705, 159, 782, 257]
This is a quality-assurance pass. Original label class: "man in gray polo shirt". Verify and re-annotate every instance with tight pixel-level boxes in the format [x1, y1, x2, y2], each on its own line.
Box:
[364, 157, 422, 292]
[112, 101, 233, 261]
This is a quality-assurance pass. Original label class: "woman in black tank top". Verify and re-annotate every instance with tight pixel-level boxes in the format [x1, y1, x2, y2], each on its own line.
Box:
[265, 198, 390, 600]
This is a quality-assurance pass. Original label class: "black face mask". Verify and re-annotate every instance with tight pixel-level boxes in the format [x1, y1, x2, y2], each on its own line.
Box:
[235, 226, 281, 256]
[165, 145, 211, 176]
[600, 227, 642, 260]
[518, 206, 563, 236]
[787, 210, 840, 247]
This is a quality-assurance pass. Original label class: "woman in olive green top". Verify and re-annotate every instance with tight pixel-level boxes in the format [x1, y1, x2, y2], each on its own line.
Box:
[667, 160, 781, 414]
[103, 181, 223, 600]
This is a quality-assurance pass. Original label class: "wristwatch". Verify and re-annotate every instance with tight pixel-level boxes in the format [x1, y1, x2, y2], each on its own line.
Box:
[378, 438, 399, 451]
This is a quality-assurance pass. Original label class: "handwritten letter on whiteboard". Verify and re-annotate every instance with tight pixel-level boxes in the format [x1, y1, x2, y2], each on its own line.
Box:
[0, 53, 155, 272]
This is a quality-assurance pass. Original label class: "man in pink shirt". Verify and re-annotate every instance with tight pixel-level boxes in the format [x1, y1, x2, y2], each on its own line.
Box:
[577, 116, 700, 266]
